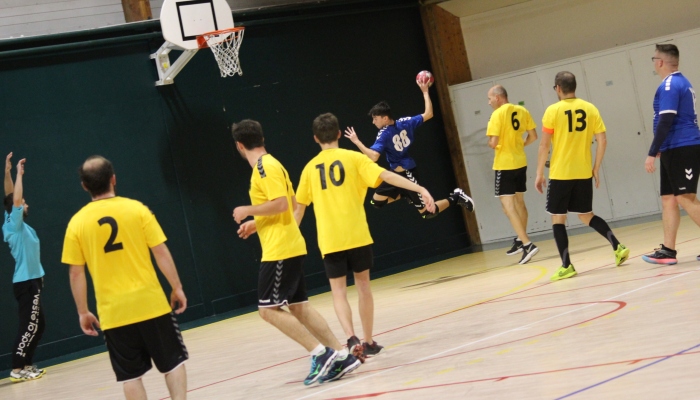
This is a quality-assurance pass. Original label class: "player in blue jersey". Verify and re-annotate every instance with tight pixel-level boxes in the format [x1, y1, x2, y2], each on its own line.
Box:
[344, 80, 474, 219]
[643, 44, 700, 265]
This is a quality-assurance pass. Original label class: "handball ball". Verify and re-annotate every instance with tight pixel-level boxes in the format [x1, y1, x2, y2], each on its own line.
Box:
[416, 70, 434, 87]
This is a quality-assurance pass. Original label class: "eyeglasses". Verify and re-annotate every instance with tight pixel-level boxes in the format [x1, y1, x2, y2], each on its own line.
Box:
[651, 57, 662, 62]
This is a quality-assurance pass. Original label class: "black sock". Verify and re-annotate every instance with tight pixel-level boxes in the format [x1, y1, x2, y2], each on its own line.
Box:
[552, 224, 572, 267]
[447, 194, 457, 206]
[588, 215, 620, 250]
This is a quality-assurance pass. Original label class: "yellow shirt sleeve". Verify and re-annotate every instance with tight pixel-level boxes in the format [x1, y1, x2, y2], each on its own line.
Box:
[258, 162, 292, 202]
[486, 108, 502, 137]
[295, 165, 312, 206]
[61, 219, 85, 265]
[591, 107, 606, 134]
[142, 205, 167, 248]
[523, 108, 536, 130]
[355, 153, 385, 188]
[542, 104, 556, 134]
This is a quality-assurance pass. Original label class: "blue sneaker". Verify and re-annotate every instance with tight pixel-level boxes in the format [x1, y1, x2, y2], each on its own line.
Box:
[304, 347, 337, 386]
[319, 354, 361, 384]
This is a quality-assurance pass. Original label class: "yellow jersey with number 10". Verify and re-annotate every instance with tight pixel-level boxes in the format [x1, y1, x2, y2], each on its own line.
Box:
[542, 98, 606, 180]
[486, 104, 536, 170]
[296, 148, 384, 256]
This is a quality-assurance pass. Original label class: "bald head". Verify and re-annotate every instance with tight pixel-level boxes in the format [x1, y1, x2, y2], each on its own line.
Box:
[487, 85, 509, 110]
[79, 155, 115, 197]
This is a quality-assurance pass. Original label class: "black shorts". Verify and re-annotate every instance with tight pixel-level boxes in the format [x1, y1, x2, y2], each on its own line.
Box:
[495, 166, 527, 197]
[546, 178, 593, 215]
[104, 312, 188, 382]
[374, 169, 424, 208]
[323, 245, 373, 279]
[660, 145, 700, 196]
[258, 255, 308, 308]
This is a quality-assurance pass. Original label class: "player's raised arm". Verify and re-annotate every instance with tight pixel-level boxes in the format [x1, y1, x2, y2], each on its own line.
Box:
[344, 127, 380, 162]
[4, 152, 13, 196]
[418, 80, 433, 122]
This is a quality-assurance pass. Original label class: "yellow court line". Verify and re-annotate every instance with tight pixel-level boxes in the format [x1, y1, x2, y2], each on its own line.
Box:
[404, 378, 422, 386]
[437, 368, 454, 375]
[386, 335, 427, 350]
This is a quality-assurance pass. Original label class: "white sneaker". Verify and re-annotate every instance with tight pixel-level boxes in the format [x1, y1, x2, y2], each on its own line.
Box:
[10, 365, 45, 383]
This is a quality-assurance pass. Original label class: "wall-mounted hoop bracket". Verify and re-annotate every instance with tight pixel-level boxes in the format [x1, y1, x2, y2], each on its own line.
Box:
[150, 41, 198, 86]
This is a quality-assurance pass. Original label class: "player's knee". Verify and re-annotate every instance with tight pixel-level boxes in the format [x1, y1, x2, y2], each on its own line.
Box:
[371, 198, 388, 209]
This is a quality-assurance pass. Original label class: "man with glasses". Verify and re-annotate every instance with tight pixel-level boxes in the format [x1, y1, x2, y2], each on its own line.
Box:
[535, 71, 630, 281]
[643, 44, 700, 265]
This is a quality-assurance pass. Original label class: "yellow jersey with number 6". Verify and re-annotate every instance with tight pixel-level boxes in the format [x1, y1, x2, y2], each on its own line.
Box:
[296, 148, 384, 256]
[542, 98, 606, 180]
[486, 104, 536, 170]
[61, 196, 172, 330]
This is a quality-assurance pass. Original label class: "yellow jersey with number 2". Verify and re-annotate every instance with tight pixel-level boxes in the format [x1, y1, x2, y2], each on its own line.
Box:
[542, 98, 606, 180]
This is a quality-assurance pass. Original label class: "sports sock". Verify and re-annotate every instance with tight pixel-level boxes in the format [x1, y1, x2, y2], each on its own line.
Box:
[310, 344, 325, 357]
[552, 224, 571, 267]
[447, 194, 457, 205]
[522, 242, 531, 247]
[588, 215, 620, 250]
[337, 349, 349, 357]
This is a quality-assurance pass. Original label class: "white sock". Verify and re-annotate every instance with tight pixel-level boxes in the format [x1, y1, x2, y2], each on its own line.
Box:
[310, 344, 325, 357]
[337, 349, 349, 357]
[523, 242, 531, 247]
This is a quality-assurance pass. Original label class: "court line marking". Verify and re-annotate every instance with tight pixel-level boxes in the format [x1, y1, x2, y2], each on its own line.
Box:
[294, 269, 696, 399]
[324, 349, 700, 399]
[555, 342, 700, 399]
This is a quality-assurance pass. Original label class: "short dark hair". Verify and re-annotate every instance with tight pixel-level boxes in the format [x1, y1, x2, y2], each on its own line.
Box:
[3, 194, 12, 214]
[554, 71, 577, 94]
[368, 101, 392, 119]
[79, 156, 114, 197]
[656, 43, 679, 61]
[231, 119, 265, 150]
[312, 113, 340, 144]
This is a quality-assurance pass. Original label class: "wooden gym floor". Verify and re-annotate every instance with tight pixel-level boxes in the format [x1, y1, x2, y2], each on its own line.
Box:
[1, 216, 699, 399]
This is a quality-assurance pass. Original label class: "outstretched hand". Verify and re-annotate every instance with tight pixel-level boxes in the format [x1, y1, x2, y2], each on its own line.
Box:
[16, 159, 25, 176]
[5, 152, 12, 173]
[344, 127, 361, 145]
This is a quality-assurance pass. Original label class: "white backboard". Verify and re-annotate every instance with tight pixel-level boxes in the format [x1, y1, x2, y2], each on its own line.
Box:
[160, 0, 234, 50]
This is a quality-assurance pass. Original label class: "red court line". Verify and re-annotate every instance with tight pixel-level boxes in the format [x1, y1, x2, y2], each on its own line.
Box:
[284, 301, 625, 384]
[327, 349, 700, 399]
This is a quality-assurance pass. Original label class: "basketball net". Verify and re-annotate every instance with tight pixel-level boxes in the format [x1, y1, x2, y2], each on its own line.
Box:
[198, 27, 245, 77]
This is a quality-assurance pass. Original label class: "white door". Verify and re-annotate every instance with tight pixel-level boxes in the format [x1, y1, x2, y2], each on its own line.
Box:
[537, 62, 614, 227]
[496, 72, 551, 233]
[583, 51, 660, 218]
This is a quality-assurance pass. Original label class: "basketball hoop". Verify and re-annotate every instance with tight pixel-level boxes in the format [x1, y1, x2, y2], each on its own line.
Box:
[197, 27, 245, 78]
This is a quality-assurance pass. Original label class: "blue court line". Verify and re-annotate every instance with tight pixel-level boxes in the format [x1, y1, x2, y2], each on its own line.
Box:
[555, 342, 700, 399]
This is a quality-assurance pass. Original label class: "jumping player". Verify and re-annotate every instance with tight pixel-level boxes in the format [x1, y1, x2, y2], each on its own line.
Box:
[231, 119, 362, 385]
[486, 84, 539, 264]
[295, 113, 435, 357]
[344, 80, 473, 218]
[535, 72, 630, 281]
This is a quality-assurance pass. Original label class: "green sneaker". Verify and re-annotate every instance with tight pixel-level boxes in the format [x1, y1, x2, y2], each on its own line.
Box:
[550, 265, 577, 281]
[614, 244, 630, 266]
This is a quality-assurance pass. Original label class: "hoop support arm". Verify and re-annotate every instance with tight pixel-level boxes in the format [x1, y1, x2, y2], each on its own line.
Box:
[150, 41, 198, 86]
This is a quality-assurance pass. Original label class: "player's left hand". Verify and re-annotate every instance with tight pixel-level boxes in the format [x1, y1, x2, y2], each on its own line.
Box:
[78, 311, 101, 336]
[171, 287, 187, 314]
[16, 158, 25, 176]
[418, 187, 435, 213]
[592, 169, 600, 189]
[344, 127, 360, 144]
[535, 175, 546, 194]
[237, 220, 257, 239]
[644, 155, 657, 173]
[232, 206, 249, 224]
[5, 152, 12, 173]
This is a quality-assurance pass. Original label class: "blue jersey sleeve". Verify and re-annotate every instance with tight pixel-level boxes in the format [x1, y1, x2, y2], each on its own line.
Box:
[369, 130, 387, 154]
[407, 115, 424, 131]
[658, 80, 681, 115]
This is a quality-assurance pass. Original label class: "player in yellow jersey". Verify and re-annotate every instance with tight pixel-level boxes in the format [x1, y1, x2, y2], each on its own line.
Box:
[230, 119, 361, 385]
[295, 113, 435, 357]
[62, 156, 188, 400]
[535, 72, 630, 281]
[486, 85, 539, 264]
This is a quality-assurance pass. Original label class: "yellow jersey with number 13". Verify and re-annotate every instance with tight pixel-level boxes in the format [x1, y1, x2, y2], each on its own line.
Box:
[542, 98, 606, 180]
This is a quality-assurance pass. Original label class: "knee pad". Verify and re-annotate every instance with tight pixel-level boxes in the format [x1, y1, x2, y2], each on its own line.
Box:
[371, 198, 388, 209]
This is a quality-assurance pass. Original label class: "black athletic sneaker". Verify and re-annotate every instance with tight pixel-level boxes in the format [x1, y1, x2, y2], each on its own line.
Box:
[506, 238, 523, 256]
[347, 336, 361, 354]
[642, 245, 678, 265]
[319, 354, 361, 384]
[304, 347, 337, 386]
[518, 243, 539, 265]
[362, 341, 384, 357]
[451, 188, 474, 212]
